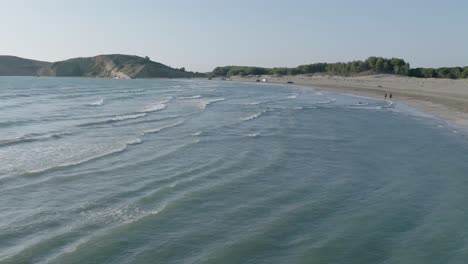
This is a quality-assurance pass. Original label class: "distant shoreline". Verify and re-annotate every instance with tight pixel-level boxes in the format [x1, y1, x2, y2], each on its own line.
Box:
[221, 74, 468, 127]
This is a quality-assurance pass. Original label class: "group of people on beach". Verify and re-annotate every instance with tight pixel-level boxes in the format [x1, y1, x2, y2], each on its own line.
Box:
[385, 93, 393, 100]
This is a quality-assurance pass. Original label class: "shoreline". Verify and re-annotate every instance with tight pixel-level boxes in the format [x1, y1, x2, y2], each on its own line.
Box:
[223, 74, 468, 127]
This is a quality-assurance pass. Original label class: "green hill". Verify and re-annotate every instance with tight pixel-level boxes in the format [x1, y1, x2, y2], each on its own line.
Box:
[0, 54, 204, 79]
[0, 56, 51, 76]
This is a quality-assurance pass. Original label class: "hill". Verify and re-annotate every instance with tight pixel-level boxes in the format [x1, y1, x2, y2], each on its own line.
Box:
[0, 54, 204, 78]
[0, 56, 51, 76]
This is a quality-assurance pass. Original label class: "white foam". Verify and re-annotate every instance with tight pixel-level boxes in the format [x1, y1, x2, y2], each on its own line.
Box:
[24, 144, 128, 175]
[141, 121, 184, 136]
[119, 89, 144, 93]
[143, 103, 167, 112]
[351, 102, 369, 106]
[42, 205, 164, 262]
[110, 113, 146, 121]
[143, 99, 171, 113]
[287, 93, 299, 99]
[242, 100, 271, 106]
[192, 131, 202, 136]
[382, 100, 394, 108]
[86, 99, 104, 106]
[197, 98, 225, 110]
[178, 95, 202, 100]
[348, 105, 382, 110]
[127, 138, 143, 145]
[241, 111, 265, 121]
[244, 102, 261, 105]
[317, 98, 337, 104]
[245, 133, 260, 137]
[77, 113, 147, 127]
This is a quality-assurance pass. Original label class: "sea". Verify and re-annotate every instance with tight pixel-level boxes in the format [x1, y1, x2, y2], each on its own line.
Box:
[1, 77, 468, 264]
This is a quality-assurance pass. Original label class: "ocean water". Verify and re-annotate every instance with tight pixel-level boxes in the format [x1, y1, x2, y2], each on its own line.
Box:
[1, 77, 468, 264]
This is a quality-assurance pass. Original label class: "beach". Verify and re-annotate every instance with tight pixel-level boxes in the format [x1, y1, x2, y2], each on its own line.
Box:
[229, 74, 468, 127]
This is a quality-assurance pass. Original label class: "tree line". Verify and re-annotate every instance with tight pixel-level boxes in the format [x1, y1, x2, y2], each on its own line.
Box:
[211, 57, 468, 79]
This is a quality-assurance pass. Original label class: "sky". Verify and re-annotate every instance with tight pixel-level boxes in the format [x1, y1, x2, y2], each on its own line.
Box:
[1, 0, 467, 72]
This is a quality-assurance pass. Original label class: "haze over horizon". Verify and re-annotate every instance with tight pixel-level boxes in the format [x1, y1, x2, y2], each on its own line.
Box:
[1, 0, 467, 72]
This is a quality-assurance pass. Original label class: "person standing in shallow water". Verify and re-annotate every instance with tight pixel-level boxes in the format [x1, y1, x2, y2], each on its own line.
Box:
[385, 93, 388, 100]
[389, 93, 393, 99]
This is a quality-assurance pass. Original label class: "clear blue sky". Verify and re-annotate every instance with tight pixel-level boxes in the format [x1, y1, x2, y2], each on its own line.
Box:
[1, 0, 467, 72]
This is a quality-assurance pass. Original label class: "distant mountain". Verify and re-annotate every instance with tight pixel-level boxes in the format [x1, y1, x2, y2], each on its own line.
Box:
[0, 54, 204, 78]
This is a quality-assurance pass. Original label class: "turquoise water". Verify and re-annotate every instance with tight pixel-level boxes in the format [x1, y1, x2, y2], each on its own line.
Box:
[1, 77, 468, 264]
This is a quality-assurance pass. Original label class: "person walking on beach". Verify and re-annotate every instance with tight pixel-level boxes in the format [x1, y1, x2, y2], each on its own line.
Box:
[389, 93, 393, 99]
[385, 93, 388, 100]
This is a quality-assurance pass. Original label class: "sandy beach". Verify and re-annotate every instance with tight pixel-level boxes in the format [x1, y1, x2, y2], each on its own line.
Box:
[226, 74, 468, 127]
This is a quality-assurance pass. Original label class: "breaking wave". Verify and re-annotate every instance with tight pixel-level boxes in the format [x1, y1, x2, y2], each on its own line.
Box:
[196, 98, 225, 110]
[86, 99, 104, 107]
[178, 95, 202, 100]
[141, 121, 184, 136]
[0, 131, 72, 148]
[78, 113, 147, 127]
[241, 111, 265, 121]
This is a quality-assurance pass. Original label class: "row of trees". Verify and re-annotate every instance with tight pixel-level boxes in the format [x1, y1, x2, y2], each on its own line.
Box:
[211, 57, 468, 79]
[410, 67, 468, 79]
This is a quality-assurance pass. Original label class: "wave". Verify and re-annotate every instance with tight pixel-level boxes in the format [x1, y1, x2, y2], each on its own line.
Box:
[243, 102, 262, 105]
[348, 100, 391, 110]
[242, 100, 271, 106]
[269, 106, 304, 110]
[141, 121, 184, 136]
[111, 113, 192, 128]
[192, 131, 202, 136]
[78, 113, 147, 127]
[5, 204, 165, 263]
[22, 144, 129, 176]
[116, 89, 145, 94]
[197, 98, 225, 110]
[143, 103, 167, 113]
[109, 113, 146, 122]
[143, 98, 172, 113]
[351, 102, 369, 106]
[0, 119, 35, 128]
[241, 111, 265, 121]
[383, 100, 394, 108]
[126, 138, 143, 145]
[178, 95, 202, 100]
[245, 133, 260, 137]
[86, 99, 104, 107]
[0, 131, 72, 148]
[287, 93, 299, 99]
[317, 98, 337, 104]
[347, 105, 382, 110]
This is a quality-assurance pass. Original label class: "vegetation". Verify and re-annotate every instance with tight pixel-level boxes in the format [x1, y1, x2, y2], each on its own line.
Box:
[211, 57, 468, 79]
[410, 67, 467, 79]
